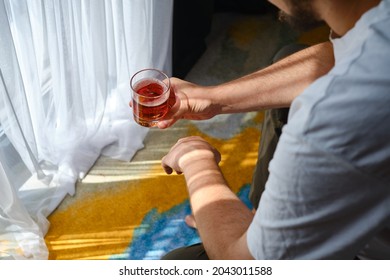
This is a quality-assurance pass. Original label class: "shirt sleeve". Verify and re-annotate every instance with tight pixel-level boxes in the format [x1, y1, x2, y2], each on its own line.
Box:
[247, 128, 389, 259]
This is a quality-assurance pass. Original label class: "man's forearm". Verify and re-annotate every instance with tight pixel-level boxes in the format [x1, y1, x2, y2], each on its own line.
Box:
[210, 42, 334, 114]
[182, 158, 254, 259]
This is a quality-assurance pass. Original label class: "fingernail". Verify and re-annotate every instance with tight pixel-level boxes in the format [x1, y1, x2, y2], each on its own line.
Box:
[158, 121, 169, 129]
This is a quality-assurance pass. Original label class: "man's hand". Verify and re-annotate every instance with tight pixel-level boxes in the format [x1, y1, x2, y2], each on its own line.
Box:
[161, 136, 221, 175]
[157, 78, 220, 129]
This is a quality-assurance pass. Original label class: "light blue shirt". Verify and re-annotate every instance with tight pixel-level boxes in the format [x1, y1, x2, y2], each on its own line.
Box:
[247, 0, 390, 259]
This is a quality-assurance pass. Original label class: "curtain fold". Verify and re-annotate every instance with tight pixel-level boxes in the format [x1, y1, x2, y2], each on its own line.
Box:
[0, 0, 173, 259]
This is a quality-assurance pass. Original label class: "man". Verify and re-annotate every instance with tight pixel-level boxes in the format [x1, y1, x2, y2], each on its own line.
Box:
[159, 0, 390, 259]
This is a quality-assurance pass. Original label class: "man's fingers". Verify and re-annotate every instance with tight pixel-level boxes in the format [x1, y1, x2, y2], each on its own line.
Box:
[157, 118, 177, 129]
[161, 156, 173, 174]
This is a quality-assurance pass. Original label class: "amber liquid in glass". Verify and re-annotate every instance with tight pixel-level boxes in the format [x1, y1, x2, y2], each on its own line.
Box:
[132, 79, 169, 127]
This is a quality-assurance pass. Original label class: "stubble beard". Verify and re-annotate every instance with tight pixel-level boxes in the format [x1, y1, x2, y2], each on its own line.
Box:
[278, 0, 324, 32]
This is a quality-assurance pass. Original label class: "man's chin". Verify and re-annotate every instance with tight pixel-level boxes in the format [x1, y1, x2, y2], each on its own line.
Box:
[278, 10, 325, 32]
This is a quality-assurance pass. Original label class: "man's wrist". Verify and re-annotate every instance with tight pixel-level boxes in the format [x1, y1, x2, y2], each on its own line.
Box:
[178, 150, 219, 171]
[182, 158, 226, 197]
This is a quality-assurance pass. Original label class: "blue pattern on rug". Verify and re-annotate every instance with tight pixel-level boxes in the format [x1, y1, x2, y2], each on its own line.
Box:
[111, 184, 253, 260]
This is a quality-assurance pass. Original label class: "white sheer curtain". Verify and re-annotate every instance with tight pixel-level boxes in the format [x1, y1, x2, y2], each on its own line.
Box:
[0, 0, 173, 259]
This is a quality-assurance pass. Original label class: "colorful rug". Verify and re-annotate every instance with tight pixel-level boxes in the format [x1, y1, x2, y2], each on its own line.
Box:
[44, 12, 329, 260]
[44, 115, 263, 260]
